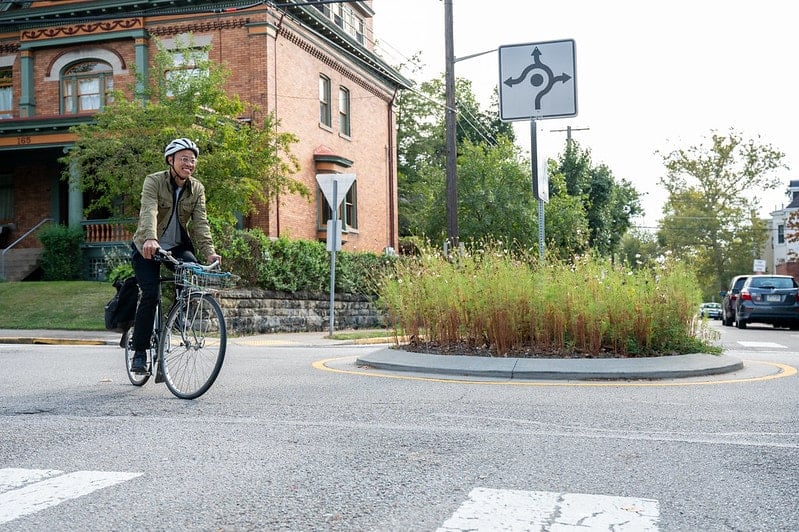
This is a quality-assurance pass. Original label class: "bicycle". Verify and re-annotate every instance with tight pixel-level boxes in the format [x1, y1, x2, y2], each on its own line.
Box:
[124, 249, 238, 399]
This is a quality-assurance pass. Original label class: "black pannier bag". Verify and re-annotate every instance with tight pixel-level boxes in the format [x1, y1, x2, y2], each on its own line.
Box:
[104, 277, 139, 333]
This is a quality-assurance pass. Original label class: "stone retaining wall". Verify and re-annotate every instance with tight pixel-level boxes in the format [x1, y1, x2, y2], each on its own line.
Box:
[218, 289, 386, 334]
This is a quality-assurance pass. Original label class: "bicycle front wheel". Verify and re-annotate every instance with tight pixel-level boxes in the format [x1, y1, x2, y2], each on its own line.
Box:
[159, 292, 226, 399]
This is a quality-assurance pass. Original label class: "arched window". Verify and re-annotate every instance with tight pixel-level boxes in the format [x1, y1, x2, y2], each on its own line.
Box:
[62, 60, 113, 114]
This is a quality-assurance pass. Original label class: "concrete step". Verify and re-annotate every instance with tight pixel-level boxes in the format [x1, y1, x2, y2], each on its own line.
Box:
[1, 248, 43, 282]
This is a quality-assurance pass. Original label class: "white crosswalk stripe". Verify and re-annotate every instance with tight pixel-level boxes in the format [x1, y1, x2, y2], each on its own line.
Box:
[738, 340, 788, 349]
[0, 468, 141, 524]
[737, 341, 787, 349]
[438, 487, 659, 531]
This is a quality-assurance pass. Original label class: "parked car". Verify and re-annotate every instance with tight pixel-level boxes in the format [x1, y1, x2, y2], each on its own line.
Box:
[699, 302, 722, 319]
[720, 275, 749, 326]
[733, 274, 799, 329]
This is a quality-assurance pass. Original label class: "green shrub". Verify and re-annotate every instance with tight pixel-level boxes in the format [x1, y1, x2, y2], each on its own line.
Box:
[336, 251, 398, 296]
[212, 226, 396, 295]
[215, 226, 271, 287]
[103, 245, 134, 284]
[259, 237, 328, 292]
[37, 224, 85, 280]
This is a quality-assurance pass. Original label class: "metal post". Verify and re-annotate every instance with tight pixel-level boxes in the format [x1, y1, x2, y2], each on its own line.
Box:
[328, 180, 337, 336]
[531, 118, 544, 262]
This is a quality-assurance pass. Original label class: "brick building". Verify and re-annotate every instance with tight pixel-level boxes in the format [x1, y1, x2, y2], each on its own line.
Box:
[0, 0, 410, 280]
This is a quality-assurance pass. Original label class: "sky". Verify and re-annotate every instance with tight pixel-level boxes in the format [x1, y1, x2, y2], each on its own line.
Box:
[371, 0, 799, 231]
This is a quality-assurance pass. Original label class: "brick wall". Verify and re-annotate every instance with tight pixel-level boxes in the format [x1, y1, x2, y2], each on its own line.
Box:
[775, 261, 799, 281]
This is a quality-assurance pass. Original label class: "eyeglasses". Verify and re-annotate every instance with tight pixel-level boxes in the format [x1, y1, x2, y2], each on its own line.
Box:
[179, 156, 197, 165]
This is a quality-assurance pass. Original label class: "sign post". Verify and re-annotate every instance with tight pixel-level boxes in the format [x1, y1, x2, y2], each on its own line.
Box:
[499, 39, 576, 261]
[315, 173, 356, 335]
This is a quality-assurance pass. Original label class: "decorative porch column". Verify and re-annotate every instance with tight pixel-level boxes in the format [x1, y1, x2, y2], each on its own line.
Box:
[18, 49, 35, 117]
[134, 37, 149, 103]
[67, 159, 83, 229]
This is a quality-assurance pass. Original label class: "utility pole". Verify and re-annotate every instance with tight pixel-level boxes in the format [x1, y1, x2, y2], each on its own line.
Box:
[444, 0, 458, 250]
[550, 125, 589, 146]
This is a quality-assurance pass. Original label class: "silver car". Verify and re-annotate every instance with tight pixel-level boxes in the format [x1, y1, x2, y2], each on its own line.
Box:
[699, 302, 722, 320]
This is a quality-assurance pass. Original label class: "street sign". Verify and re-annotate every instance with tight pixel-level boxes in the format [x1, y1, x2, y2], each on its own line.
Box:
[753, 259, 766, 273]
[498, 39, 577, 122]
[316, 173, 355, 209]
[315, 173, 356, 336]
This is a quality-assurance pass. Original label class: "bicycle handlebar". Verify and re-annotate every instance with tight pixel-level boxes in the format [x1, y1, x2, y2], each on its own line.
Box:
[154, 248, 219, 271]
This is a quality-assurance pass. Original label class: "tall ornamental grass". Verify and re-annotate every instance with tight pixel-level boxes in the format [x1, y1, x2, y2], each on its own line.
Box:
[380, 247, 710, 357]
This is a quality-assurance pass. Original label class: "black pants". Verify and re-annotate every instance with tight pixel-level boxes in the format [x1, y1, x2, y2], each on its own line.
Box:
[131, 245, 197, 351]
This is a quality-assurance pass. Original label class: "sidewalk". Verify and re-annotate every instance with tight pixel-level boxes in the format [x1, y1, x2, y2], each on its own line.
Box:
[0, 329, 354, 347]
[0, 329, 744, 381]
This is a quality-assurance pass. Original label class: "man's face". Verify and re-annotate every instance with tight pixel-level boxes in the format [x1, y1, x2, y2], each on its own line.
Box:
[170, 148, 197, 183]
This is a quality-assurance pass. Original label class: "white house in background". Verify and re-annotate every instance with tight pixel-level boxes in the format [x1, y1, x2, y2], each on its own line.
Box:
[770, 180, 799, 277]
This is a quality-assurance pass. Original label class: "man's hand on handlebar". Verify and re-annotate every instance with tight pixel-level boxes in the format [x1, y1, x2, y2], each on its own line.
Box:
[142, 238, 160, 260]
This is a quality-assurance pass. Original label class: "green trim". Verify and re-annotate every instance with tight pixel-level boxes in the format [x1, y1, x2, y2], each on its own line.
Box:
[0, 115, 93, 152]
[313, 154, 353, 168]
[19, 29, 147, 50]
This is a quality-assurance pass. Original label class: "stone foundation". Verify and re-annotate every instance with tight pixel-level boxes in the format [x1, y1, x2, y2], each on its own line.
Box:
[217, 289, 386, 334]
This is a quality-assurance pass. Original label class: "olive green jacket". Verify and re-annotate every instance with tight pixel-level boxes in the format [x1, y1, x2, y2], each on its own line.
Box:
[132, 170, 216, 260]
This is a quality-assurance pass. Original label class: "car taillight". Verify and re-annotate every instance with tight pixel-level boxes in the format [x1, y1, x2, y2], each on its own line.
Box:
[740, 290, 752, 301]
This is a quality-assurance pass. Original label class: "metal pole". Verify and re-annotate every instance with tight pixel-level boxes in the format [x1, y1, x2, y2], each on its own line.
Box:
[328, 180, 337, 336]
[531, 119, 544, 262]
[444, 0, 458, 248]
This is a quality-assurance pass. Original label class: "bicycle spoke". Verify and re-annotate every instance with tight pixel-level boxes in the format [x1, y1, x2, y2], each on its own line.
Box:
[159, 293, 226, 399]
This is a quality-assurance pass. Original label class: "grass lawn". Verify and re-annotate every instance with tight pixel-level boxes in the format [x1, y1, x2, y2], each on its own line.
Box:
[0, 281, 392, 340]
[0, 281, 113, 330]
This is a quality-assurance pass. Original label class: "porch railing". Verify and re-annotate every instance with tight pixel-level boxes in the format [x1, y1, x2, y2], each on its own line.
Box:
[82, 219, 134, 244]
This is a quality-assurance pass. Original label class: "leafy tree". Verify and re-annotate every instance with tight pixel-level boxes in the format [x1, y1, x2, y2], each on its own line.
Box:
[450, 137, 539, 248]
[395, 73, 638, 258]
[543, 163, 591, 258]
[784, 209, 799, 262]
[396, 75, 513, 235]
[555, 141, 642, 257]
[406, 137, 590, 256]
[61, 37, 306, 226]
[619, 228, 662, 270]
[657, 129, 786, 298]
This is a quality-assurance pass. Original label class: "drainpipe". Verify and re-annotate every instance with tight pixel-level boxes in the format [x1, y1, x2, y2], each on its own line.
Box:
[387, 88, 398, 250]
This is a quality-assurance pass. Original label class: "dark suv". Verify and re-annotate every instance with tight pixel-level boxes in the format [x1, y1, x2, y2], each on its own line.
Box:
[720, 275, 749, 326]
[734, 275, 799, 329]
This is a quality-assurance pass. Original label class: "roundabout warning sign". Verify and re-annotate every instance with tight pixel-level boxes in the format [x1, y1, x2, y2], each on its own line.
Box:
[498, 39, 577, 121]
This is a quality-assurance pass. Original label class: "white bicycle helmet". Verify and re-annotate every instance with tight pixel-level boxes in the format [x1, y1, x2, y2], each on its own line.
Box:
[164, 138, 199, 162]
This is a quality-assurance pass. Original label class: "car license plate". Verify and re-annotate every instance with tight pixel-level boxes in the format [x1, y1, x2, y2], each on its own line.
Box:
[766, 294, 781, 302]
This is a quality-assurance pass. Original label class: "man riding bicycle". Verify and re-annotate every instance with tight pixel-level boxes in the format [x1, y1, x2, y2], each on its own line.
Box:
[130, 138, 221, 374]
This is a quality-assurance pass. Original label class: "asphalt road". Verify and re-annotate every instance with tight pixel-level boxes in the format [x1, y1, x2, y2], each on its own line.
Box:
[0, 321, 797, 531]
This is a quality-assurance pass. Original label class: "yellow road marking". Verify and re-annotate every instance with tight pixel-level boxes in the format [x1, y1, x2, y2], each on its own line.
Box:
[312, 357, 796, 387]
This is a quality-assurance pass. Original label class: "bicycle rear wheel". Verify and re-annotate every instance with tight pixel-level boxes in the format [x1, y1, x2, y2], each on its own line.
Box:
[159, 292, 226, 399]
[123, 329, 151, 386]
